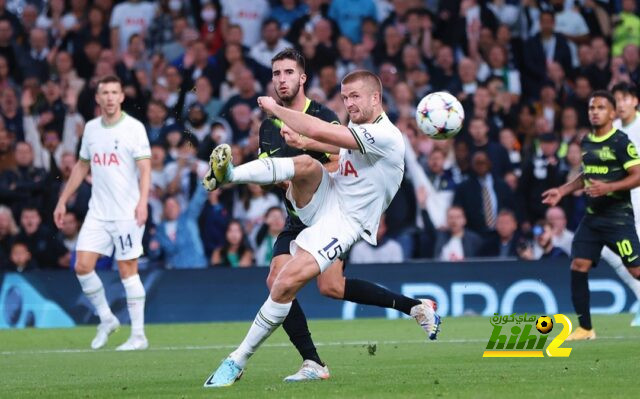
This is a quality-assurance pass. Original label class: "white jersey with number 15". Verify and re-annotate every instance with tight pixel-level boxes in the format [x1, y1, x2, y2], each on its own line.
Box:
[79, 113, 151, 221]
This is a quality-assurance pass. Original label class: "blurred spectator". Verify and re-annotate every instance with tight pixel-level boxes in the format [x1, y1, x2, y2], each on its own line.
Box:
[0, 19, 20, 83]
[552, 0, 589, 44]
[5, 241, 37, 272]
[420, 147, 455, 229]
[622, 44, 640, 88]
[191, 76, 224, 123]
[521, 221, 568, 260]
[252, 206, 285, 267]
[0, 87, 22, 140]
[271, 0, 309, 33]
[211, 219, 253, 267]
[59, 211, 80, 253]
[468, 117, 511, 178]
[585, 36, 611, 90]
[519, 132, 565, 225]
[477, 44, 521, 101]
[286, 0, 338, 46]
[498, 128, 521, 177]
[146, 0, 186, 53]
[566, 74, 592, 128]
[453, 151, 516, 235]
[109, 0, 156, 54]
[612, 0, 640, 57]
[457, 57, 479, 102]
[153, 185, 209, 269]
[233, 183, 280, 235]
[221, 0, 270, 47]
[350, 213, 404, 264]
[545, 206, 574, 256]
[0, 127, 14, 173]
[328, 0, 376, 44]
[433, 206, 483, 262]
[557, 106, 580, 159]
[163, 134, 209, 208]
[185, 103, 211, 143]
[0, 142, 48, 216]
[0, 54, 15, 90]
[20, 28, 50, 82]
[522, 11, 572, 99]
[199, 2, 224, 56]
[51, 152, 91, 221]
[479, 209, 520, 258]
[145, 100, 171, 144]
[15, 206, 68, 268]
[249, 18, 292, 69]
[200, 188, 230, 259]
[0, 203, 17, 268]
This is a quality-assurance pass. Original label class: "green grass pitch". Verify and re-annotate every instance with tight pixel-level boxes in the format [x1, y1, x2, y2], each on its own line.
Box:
[1, 315, 639, 398]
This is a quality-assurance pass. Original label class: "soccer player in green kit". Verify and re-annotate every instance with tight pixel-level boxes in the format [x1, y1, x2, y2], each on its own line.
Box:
[543, 90, 640, 340]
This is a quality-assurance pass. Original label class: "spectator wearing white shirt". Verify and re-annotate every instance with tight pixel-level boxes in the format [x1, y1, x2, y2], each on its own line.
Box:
[109, 0, 156, 54]
[434, 206, 483, 262]
[546, 206, 573, 256]
[249, 19, 292, 69]
[350, 214, 404, 264]
[221, 0, 270, 48]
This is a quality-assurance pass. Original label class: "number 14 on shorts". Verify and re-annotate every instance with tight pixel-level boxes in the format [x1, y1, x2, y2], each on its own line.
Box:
[119, 234, 133, 252]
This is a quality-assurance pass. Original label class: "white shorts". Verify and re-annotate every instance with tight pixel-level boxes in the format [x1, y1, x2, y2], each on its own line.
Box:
[76, 213, 145, 260]
[286, 168, 362, 272]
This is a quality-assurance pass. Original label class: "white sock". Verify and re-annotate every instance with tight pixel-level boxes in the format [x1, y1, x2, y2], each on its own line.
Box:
[229, 296, 292, 368]
[231, 158, 295, 184]
[77, 271, 113, 322]
[602, 247, 640, 300]
[122, 274, 146, 336]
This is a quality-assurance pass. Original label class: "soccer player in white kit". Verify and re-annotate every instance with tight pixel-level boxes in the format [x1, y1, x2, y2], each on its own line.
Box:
[201, 70, 441, 387]
[609, 82, 640, 327]
[54, 75, 151, 350]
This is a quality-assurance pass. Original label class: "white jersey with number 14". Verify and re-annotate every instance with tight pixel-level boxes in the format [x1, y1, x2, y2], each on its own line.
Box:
[79, 113, 151, 221]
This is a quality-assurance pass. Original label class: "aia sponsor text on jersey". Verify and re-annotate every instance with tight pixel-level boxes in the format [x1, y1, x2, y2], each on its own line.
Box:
[339, 159, 358, 177]
[93, 153, 120, 166]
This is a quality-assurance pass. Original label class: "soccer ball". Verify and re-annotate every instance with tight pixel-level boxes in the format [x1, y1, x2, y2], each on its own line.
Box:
[415, 91, 464, 140]
[536, 316, 553, 334]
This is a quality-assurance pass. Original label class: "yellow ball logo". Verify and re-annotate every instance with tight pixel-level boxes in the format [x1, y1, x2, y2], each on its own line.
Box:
[536, 316, 553, 334]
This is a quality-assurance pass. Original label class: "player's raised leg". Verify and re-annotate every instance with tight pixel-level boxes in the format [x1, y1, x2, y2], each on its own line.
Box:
[318, 261, 441, 340]
[75, 251, 120, 349]
[267, 254, 329, 382]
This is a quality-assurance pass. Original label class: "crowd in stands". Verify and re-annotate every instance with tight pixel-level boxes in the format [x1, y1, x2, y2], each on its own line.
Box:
[0, 0, 639, 271]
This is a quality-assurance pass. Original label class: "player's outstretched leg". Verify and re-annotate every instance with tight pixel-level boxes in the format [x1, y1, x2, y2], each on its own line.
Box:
[76, 252, 120, 349]
[319, 265, 442, 340]
[203, 144, 298, 191]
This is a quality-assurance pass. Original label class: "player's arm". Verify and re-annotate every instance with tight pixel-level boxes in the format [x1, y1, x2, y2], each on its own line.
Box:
[135, 158, 151, 226]
[54, 160, 90, 228]
[258, 97, 359, 150]
[542, 173, 585, 206]
[587, 165, 640, 197]
[280, 125, 340, 154]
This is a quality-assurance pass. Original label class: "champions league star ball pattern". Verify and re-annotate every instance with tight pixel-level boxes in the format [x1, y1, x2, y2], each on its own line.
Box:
[415, 91, 465, 140]
[536, 316, 553, 334]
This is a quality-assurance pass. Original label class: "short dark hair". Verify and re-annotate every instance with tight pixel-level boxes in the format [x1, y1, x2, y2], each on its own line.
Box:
[271, 48, 305, 71]
[97, 75, 122, 89]
[611, 82, 638, 98]
[589, 90, 616, 108]
[262, 17, 280, 30]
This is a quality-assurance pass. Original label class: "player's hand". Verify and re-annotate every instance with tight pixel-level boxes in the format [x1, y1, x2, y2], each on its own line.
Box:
[135, 202, 148, 227]
[53, 202, 66, 229]
[257, 96, 277, 114]
[281, 124, 305, 149]
[585, 179, 610, 197]
[541, 188, 562, 206]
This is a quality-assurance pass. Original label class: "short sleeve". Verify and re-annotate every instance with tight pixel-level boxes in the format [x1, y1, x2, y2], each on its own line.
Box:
[79, 133, 90, 162]
[133, 123, 151, 160]
[109, 5, 121, 28]
[348, 123, 395, 157]
[618, 134, 640, 170]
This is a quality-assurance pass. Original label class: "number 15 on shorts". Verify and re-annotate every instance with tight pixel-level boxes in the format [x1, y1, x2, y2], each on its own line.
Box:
[318, 237, 343, 261]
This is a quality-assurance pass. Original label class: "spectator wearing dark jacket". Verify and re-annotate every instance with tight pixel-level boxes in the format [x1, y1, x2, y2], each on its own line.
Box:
[453, 151, 517, 235]
[15, 206, 68, 269]
[434, 206, 483, 261]
[468, 117, 512, 178]
[479, 209, 521, 258]
[0, 142, 48, 217]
